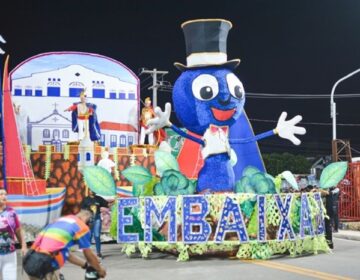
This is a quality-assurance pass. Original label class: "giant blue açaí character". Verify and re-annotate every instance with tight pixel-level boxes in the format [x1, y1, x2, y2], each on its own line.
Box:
[147, 19, 306, 193]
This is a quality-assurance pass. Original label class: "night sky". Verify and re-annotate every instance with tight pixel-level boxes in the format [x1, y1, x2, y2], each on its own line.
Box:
[1, 0, 360, 157]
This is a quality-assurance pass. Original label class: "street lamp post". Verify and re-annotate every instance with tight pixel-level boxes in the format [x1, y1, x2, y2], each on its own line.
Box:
[330, 68, 360, 140]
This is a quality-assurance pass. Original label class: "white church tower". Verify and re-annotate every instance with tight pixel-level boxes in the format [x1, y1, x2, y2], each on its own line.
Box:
[77, 136, 94, 173]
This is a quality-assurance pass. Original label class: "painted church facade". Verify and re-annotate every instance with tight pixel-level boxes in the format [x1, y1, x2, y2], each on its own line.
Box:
[11, 53, 140, 151]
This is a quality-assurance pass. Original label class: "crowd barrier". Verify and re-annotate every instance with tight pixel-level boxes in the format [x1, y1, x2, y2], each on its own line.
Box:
[339, 162, 360, 221]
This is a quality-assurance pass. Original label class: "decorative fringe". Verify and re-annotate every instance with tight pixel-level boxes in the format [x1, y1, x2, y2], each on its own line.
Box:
[121, 244, 137, 256]
[63, 145, 70, 161]
[130, 154, 136, 166]
[24, 145, 31, 161]
[176, 243, 189, 261]
[143, 147, 148, 157]
[113, 148, 120, 180]
[44, 145, 52, 180]
[121, 236, 329, 261]
[138, 242, 152, 258]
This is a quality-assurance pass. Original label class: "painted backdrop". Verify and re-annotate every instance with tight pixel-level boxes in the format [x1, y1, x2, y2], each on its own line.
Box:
[10, 52, 140, 150]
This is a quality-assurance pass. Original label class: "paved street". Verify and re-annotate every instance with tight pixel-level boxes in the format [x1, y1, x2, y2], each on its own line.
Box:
[16, 237, 360, 280]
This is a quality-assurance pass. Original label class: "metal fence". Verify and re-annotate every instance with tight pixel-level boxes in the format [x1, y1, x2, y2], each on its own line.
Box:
[339, 162, 360, 221]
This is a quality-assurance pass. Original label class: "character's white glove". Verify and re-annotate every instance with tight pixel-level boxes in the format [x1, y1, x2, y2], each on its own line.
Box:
[201, 127, 231, 160]
[145, 103, 172, 134]
[0, 35, 6, 43]
[275, 112, 306, 145]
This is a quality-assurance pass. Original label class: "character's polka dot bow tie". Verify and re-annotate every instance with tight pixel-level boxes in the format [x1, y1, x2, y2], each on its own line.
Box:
[209, 124, 229, 135]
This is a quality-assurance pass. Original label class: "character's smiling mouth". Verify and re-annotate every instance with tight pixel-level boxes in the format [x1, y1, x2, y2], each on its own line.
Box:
[211, 107, 236, 121]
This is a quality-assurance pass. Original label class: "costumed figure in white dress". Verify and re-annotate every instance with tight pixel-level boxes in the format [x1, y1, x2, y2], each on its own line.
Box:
[139, 97, 155, 145]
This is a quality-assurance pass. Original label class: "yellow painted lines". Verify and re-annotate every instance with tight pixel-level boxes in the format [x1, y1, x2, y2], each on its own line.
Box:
[242, 260, 354, 280]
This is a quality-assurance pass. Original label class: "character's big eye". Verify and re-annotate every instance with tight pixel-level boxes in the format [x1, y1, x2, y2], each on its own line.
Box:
[192, 74, 219, 101]
[226, 73, 245, 99]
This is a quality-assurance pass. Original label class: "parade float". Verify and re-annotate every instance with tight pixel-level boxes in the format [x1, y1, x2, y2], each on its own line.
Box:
[112, 19, 349, 261]
[0, 19, 349, 257]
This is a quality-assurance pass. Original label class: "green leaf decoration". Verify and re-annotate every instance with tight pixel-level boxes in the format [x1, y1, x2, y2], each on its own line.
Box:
[290, 198, 301, 234]
[241, 176, 251, 186]
[189, 180, 198, 193]
[83, 166, 116, 196]
[246, 204, 258, 236]
[250, 172, 267, 187]
[320, 162, 348, 189]
[188, 180, 197, 194]
[121, 166, 152, 185]
[242, 166, 260, 178]
[254, 179, 270, 195]
[267, 178, 276, 194]
[158, 169, 194, 196]
[235, 176, 250, 193]
[154, 150, 179, 176]
[281, 170, 298, 190]
[132, 183, 142, 197]
[265, 173, 275, 182]
[143, 177, 160, 196]
[240, 199, 255, 219]
[274, 175, 282, 193]
[235, 180, 244, 193]
[154, 183, 165, 195]
[109, 204, 118, 239]
[130, 206, 140, 218]
[244, 184, 255, 194]
[132, 177, 159, 197]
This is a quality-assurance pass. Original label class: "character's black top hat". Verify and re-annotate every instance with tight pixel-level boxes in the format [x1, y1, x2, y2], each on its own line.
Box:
[174, 19, 240, 71]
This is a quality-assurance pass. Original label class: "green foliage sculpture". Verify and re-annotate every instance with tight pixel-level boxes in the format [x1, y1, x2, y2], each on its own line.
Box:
[320, 162, 348, 189]
[83, 166, 116, 196]
[154, 169, 196, 196]
[121, 150, 196, 197]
